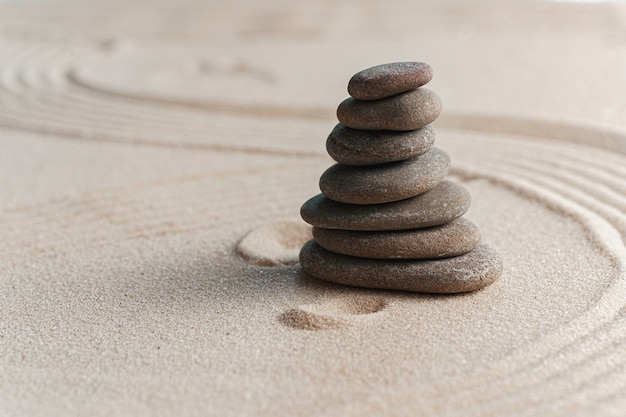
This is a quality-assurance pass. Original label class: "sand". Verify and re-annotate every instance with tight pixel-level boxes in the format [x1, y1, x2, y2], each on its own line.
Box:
[1, 1, 625, 416]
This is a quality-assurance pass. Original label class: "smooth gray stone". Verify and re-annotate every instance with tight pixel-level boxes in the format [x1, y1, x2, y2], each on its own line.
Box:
[319, 147, 450, 204]
[337, 88, 442, 131]
[326, 124, 435, 166]
[301, 180, 471, 231]
[348, 61, 433, 100]
[299, 240, 503, 293]
[312, 218, 480, 259]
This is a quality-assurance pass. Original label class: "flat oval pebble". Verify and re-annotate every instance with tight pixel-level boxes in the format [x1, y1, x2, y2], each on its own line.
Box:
[301, 180, 471, 231]
[319, 147, 450, 204]
[312, 218, 480, 259]
[326, 124, 435, 166]
[337, 88, 442, 131]
[348, 62, 433, 100]
[299, 240, 502, 293]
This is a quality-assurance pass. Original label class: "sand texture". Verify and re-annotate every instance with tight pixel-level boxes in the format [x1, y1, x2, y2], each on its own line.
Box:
[1, 1, 626, 416]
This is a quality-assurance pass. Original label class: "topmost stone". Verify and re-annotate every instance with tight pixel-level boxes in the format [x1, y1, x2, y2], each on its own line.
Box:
[347, 62, 433, 101]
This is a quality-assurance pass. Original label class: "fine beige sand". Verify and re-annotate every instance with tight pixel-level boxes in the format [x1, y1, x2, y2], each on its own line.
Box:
[1, 1, 626, 416]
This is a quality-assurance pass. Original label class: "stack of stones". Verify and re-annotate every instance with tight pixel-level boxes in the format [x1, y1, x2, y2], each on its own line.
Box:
[299, 62, 502, 293]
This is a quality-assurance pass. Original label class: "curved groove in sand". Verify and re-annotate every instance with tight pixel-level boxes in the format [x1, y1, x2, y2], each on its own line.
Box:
[236, 220, 312, 267]
[0, 45, 321, 156]
[1, 33, 626, 414]
[280, 295, 388, 330]
[1, 42, 624, 161]
[341, 159, 626, 415]
[66, 69, 331, 120]
[71, 67, 626, 156]
[439, 113, 626, 156]
[0, 164, 322, 265]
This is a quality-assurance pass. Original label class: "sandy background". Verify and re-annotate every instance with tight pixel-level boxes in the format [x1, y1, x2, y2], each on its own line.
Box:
[1, 1, 626, 416]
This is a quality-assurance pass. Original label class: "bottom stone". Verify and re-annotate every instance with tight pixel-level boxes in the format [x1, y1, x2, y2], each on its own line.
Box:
[299, 240, 502, 293]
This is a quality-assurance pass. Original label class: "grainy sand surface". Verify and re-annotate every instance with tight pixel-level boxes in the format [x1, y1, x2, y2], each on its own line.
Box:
[1, 1, 626, 416]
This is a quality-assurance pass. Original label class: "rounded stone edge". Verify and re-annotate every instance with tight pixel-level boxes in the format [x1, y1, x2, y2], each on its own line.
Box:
[336, 88, 443, 131]
[347, 62, 433, 100]
[299, 180, 472, 231]
[311, 218, 481, 259]
[325, 124, 436, 166]
[318, 147, 451, 205]
[299, 240, 503, 294]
